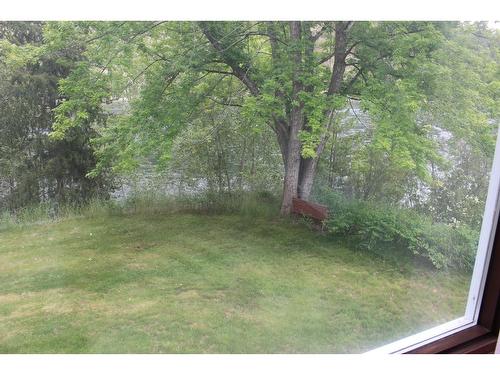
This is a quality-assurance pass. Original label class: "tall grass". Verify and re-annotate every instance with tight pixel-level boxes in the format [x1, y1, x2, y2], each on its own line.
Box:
[0, 200, 98, 230]
[0, 190, 281, 230]
[117, 190, 280, 219]
[5, 187, 476, 272]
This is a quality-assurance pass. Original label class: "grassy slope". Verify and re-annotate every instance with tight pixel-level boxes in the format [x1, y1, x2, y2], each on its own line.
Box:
[0, 212, 470, 353]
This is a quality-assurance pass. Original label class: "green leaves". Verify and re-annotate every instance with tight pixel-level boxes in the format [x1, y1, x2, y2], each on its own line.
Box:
[321, 189, 478, 270]
[41, 20, 499, 212]
[0, 39, 44, 69]
[51, 61, 110, 140]
[0, 22, 111, 209]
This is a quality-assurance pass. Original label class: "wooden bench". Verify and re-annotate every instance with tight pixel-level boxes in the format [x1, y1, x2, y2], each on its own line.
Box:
[292, 198, 328, 222]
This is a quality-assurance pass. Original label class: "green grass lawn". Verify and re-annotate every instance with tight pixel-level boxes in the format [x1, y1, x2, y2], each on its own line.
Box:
[0, 211, 470, 353]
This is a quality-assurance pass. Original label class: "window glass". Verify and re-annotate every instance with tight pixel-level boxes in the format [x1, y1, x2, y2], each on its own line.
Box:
[0, 20, 498, 353]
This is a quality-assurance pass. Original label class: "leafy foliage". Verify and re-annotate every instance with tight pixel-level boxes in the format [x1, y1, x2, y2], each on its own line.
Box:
[168, 105, 283, 195]
[319, 189, 478, 270]
[1, 21, 498, 270]
[0, 21, 112, 211]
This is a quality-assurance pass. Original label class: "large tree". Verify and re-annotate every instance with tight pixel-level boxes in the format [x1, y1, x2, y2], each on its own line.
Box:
[48, 21, 498, 215]
[0, 21, 112, 210]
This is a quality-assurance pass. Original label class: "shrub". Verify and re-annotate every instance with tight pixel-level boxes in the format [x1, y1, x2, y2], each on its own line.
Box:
[318, 190, 478, 271]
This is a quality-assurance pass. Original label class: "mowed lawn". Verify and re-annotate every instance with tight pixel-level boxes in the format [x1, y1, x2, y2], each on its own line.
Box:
[0, 212, 470, 353]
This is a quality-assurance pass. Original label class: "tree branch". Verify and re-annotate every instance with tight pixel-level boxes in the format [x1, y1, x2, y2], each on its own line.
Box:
[85, 22, 127, 44]
[267, 22, 287, 109]
[246, 31, 288, 45]
[310, 22, 328, 42]
[118, 58, 163, 95]
[327, 21, 351, 96]
[343, 66, 364, 94]
[159, 71, 180, 97]
[346, 41, 360, 56]
[317, 50, 335, 65]
[203, 69, 234, 76]
[124, 21, 168, 44]
[208, 97, 243, 107]
[198, 22, 260, 96]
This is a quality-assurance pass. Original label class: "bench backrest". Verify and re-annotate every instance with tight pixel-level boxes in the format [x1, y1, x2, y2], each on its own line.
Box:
[292, 198, 328, 221]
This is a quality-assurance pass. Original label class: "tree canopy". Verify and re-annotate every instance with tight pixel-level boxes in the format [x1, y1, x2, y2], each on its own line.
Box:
[0, 21, 111, 210]
[2, 21, 498, 217]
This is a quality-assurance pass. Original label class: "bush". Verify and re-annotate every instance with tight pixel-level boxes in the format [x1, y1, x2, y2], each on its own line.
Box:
[317, 190, 478, 271]
[423, 223, 478, 271]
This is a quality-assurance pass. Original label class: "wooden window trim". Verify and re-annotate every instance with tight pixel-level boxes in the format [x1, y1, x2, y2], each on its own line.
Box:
[405, 216, 500, 354]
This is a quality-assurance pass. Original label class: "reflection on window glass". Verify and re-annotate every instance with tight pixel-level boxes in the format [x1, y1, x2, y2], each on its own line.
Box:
[0, 21, 498, 353]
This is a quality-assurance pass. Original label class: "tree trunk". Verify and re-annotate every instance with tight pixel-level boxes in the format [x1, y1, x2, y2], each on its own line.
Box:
[280, 130, 301, 215]
[280, 21, 304, 216]
[201, 21, 352, 216]
[280, 100, 303, 214]
[297, 112, 334, 200]
[281, 138, 326, 212]
[281, 22, 347, 210]
[297, 157, 317, 200]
